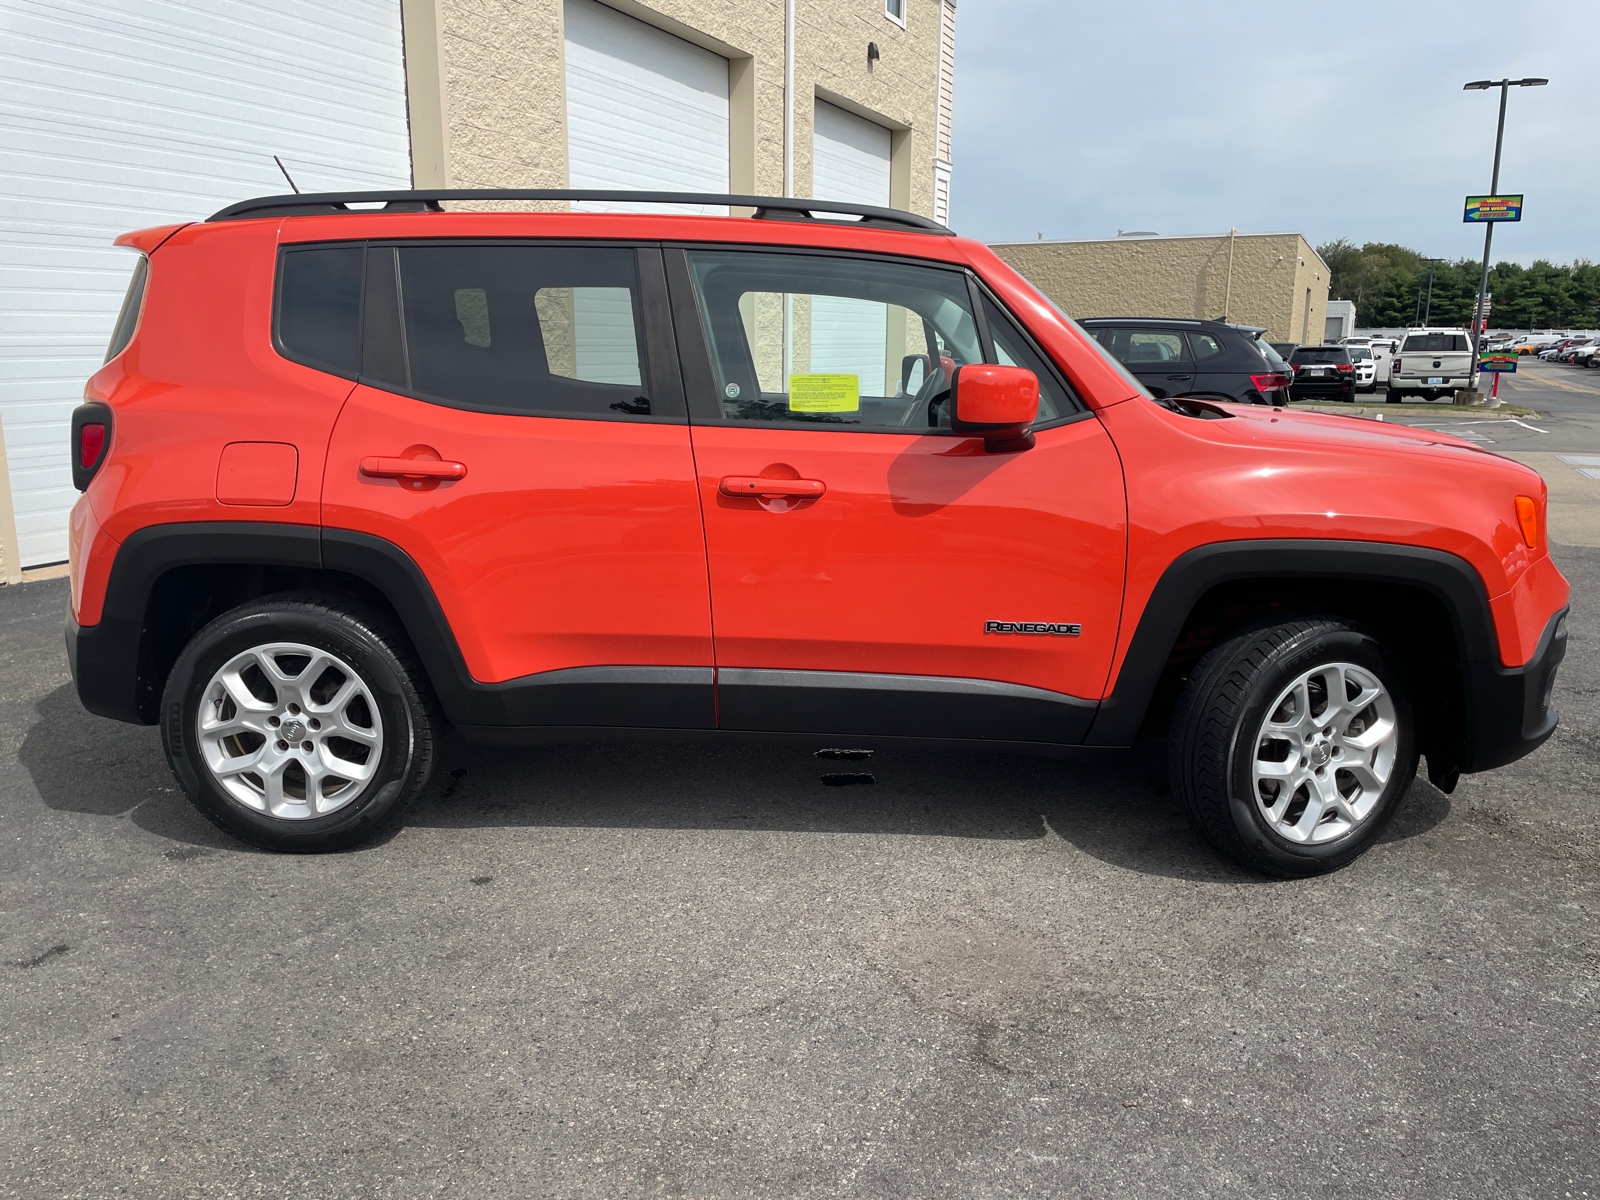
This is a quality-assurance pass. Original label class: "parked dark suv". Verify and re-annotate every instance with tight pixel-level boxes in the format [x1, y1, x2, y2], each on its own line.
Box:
[1077, 318, 1292, 407]
[1288, 345, 1356, 402]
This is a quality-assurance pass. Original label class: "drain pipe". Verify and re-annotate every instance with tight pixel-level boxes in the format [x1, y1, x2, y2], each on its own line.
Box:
[783, 0, 795, 197]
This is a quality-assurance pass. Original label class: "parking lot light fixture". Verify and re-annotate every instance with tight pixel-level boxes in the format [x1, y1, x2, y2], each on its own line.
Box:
[1463, 76, 1548, 366]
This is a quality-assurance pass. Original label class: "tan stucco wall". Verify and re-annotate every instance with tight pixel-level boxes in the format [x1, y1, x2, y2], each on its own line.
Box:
[402, 0, 944, 217]
[990, 234, 1330, 344]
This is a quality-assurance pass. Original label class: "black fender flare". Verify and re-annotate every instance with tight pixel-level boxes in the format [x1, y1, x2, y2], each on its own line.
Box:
[69, 522, 712, 730]
[1085, 539, 1559, 773]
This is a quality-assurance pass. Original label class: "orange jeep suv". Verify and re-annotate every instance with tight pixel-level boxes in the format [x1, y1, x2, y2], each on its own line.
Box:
[66, 189, 1569, 876]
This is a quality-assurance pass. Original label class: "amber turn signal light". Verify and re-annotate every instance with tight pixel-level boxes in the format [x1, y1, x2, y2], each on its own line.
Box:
[1514, 495, 1539, 548]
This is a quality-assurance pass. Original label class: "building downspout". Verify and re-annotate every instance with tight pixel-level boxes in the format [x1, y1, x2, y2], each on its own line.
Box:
[782, 0, 796, 381]
[783, 0, 795, 198]
[1222, 227, 1236, 322]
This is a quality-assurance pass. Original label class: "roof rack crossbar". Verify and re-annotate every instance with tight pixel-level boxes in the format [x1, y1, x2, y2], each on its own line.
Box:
[207, 190, 952, 233]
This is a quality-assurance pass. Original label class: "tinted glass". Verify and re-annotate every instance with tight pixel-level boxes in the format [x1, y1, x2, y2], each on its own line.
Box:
[1401, 334, 1470, 352]
[1187, 332, 1225, 360]
[981, 297, 1071, 421]
[104, 256, 148, 363]
[686, 250, 985, 428]
[1251, 338, 1289, 369]
[397, 246, 649, 417]
[279, 246, 364, 376]
[1291, 347, 1348, 364]
[1094, 328, 1189, 365]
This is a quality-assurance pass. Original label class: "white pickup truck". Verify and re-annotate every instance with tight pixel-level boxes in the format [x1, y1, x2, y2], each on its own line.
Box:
[1388, 328, 1478, 401]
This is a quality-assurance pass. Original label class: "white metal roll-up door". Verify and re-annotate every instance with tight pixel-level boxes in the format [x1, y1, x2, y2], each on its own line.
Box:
[0, 0, 413, 569]
[810, 102, 893, 394]
[563, 0, 729, 215]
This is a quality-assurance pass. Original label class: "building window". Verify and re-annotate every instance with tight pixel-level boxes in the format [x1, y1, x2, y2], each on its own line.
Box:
[885, 0, 906, 28]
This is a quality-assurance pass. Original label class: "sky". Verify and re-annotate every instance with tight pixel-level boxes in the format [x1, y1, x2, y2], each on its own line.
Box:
[948, 0, 1598, 265]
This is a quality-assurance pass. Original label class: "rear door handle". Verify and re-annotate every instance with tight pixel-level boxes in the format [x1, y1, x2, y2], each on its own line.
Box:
[719, 475, 826, 499]
[1166, 374, 1192, 380]
[360, 456, 468, 480]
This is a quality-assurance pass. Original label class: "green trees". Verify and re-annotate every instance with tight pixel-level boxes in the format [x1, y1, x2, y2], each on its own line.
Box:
[1317, 240, 1599, 329]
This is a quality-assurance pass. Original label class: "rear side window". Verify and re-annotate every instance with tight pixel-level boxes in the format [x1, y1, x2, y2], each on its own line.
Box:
[1093, 327, 1189, 365]
[1402, 333, 1469, 352]
[396, 245, 651, 417]
[1186, 332, 1225, 360]
[278, 246, 364, 376]
[104, 256, 148, 363]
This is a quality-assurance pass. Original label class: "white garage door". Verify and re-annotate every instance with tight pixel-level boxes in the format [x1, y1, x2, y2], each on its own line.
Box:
[564, 0, 729, 215]
[810, 102, 893, 393]
[0, 0, 413, 568]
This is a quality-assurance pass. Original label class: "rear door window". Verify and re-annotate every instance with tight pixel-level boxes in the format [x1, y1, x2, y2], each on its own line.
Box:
[394, 245, 653, 418]
[1186, 332, 1225, 360]
[1093, 327, 1191, 366]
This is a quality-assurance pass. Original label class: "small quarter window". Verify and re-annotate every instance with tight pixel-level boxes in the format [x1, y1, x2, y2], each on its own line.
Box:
[104, 256, 148, 363]
[278, 246, 365, 376]
[1187, 332, 1225, 360]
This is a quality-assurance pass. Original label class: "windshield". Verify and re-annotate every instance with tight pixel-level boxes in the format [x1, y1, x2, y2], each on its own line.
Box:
[1347, 346, 1372, 361]
[1291, 347, 1348, 364]
[1402, 333, 1470, 352]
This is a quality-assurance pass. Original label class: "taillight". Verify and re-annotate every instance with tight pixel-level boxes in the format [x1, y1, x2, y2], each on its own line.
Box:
[1335, 363, 1354, 373]
[79, 424, 105, 468]
[1393, 358, 1403, 372]
[1515, 496, 1540, 548]
[70, 402, 112, 491]
[1249, 373, 1291, 392]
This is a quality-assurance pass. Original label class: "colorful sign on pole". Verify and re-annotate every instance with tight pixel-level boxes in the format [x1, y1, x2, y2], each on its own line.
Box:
[1464, 195, 1523, 223]
[1478, 353, 1517, 374]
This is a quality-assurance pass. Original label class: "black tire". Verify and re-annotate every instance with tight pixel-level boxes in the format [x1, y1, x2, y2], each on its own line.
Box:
[161, 594, 440, 852]
[1386, 388, 1405, 403]
[1168, 618, 1419, 877]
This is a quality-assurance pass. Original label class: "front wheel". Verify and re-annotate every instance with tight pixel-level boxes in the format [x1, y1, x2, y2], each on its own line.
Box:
[1169, 619, 1418, 877]
[161, 596, 440, 852]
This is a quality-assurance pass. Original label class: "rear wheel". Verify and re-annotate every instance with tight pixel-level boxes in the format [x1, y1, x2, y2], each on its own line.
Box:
[1169, 618, 1418, 877]
[161, 595, 440, 852]
[1386, 388, 1406, 403]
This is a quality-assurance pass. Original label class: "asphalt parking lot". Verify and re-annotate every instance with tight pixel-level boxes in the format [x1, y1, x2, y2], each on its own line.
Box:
[3, 394, 1598, 1197]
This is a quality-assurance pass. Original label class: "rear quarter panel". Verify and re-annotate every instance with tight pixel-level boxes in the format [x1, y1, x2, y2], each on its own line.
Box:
[84, 220, 351, 546]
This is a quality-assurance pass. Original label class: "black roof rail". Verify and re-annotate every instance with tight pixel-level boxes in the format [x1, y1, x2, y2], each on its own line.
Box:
[206, 189, 953, 234]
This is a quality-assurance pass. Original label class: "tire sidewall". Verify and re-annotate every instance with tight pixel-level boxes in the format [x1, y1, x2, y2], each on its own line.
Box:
[1222, 628, 1416, 874]
[162, 606, 416, 851]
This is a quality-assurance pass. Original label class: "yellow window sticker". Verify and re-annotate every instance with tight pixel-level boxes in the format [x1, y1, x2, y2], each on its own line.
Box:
[788, 374, 860, 413]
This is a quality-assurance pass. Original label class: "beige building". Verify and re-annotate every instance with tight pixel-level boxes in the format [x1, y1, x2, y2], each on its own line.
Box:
[990, 232, 1330, 344]
[401, 0, 959, 220]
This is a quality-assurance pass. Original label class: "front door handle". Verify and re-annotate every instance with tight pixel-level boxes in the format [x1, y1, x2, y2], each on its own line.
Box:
[719, 475, 826, 499]
[360, 456, 468, 481]
[1166, 374, 1193, 381]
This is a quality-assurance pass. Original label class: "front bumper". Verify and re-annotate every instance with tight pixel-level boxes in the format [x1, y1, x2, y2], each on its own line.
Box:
[1463, 605, 1569, 773]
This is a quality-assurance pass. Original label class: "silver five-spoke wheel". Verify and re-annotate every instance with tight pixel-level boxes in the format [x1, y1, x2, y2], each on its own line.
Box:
[1252, 661, 1398, 844]
[196, 642, 384, 820]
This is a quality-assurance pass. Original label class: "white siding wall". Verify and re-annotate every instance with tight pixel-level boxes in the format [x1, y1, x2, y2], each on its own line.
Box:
[0, 0, 413, 567]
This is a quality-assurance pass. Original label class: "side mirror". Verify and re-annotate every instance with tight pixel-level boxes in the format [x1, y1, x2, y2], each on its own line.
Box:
[950, 364, 1039, 453]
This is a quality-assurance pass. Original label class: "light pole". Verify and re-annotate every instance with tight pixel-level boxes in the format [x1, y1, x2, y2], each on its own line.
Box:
[1462, 77, 1546, 374]
[1419, 257, 1444, 326]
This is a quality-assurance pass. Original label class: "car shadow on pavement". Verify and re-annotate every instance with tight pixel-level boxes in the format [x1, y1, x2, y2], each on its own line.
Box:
[17, 683, 246, 851]
[17, 684, 1452, 880]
